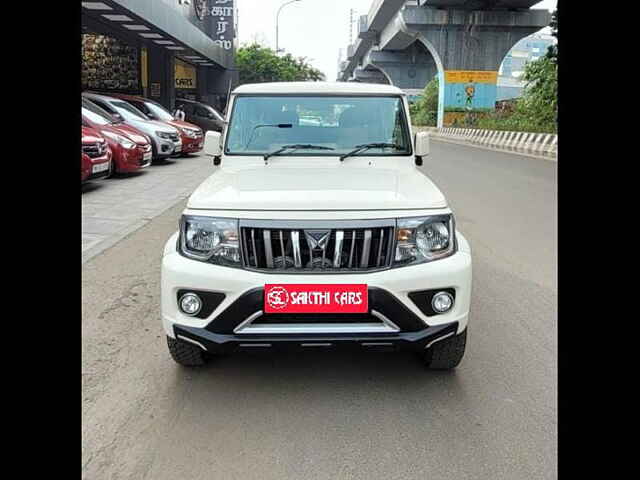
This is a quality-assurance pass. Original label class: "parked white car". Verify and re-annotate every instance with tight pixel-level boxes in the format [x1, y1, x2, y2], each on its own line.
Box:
[161, 82, 472, 370]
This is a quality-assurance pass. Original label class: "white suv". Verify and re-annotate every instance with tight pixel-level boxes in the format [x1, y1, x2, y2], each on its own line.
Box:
[161, 82, 472, 370]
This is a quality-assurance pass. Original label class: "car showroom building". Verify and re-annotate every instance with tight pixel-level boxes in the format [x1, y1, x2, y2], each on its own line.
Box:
[82, 0, 237, 112]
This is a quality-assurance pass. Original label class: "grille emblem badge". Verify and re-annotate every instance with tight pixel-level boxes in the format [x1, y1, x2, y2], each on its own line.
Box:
[304, 230, 331, 251]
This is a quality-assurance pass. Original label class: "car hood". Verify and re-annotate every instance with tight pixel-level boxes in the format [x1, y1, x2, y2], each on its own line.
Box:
[81, 126, 103, 144]
[126, 118, 178, 135]
[187, 159, 447, 211]
[167, 119, 201, 131]
[99, 124, 149, 145]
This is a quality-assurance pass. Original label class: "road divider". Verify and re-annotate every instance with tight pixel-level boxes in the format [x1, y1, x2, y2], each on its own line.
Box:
[413, 126, 557, 159]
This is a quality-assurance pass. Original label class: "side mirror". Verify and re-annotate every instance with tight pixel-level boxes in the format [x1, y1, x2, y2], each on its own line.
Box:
[414, 131, 430, 166]
[204, 130, 222, 164]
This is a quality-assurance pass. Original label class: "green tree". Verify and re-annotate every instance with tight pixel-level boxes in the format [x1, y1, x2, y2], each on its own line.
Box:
[236, 43, 325, 85]
[410, 76, 438, 126]
[476, 9, 558, 133]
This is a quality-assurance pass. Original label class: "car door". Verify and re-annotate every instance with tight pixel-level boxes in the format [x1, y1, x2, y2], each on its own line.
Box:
[193, 104, 219, 132]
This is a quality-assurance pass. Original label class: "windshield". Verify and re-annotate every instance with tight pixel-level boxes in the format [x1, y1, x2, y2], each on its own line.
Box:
[111, 101, 149, 121]
[82, 99, 117, 124]
[225, 95, 411, 156]
[82, 107, 111, 126]
[144, 101, 174, 121]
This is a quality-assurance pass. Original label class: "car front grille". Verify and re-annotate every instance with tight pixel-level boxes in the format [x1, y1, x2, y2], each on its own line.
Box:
[82, 141, 106, 158]
[240, 220, 396, 272]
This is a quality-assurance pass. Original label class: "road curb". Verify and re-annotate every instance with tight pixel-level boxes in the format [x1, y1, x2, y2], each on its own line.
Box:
[429, 136, 557, 162]
[414, 126, 557, 161]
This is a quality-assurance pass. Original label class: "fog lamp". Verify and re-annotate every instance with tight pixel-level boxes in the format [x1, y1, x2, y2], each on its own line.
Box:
[179, 293, 202, 316]
[431, 291, 454, 313]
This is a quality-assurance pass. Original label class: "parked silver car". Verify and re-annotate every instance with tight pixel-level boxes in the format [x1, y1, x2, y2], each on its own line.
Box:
[82, 92, 182, 160]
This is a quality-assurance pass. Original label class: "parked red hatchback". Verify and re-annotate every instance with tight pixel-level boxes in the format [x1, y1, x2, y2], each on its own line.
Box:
[82, 98, 153, 174]
[82, 126, 112, 183]
[111, 94, 204, 155]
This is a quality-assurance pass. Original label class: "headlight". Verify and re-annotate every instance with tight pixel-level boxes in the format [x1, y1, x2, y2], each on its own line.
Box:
[102, 131, 136, 149]
[179, 215, 241, 267]
[157, 131, 174, 139]
[394, 215, 455, 266]
[181, 128, 199, 138]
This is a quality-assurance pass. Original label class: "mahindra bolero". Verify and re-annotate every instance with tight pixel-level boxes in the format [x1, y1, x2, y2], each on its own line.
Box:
[161, 82, 472, 370]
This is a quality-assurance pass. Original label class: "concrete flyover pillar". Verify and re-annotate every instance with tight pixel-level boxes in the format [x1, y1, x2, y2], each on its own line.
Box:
[351, 67, 390, 85]
[399, 6, 551, 127]
[367, 5, 550, 126]
[362, 42, 438, 90]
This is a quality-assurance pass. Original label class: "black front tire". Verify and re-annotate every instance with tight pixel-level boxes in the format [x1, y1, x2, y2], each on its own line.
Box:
[423, 329, 467, 370]
[167, 336, 208, 367]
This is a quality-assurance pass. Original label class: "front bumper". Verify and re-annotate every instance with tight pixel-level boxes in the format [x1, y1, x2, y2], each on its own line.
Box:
[161, 231, 472, 351]
[180, 136, 204, 154]
[154, 137, 182, 159]
[174, 321, 460, 353]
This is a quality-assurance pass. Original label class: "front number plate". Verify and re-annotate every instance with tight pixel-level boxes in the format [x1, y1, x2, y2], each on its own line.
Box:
[264, 284, 368, 314]
[92, 162, 109, 173]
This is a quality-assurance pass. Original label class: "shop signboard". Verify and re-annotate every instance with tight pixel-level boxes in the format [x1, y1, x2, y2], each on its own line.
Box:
[178, 0, 235, 51]
[175, 58, 197, 89]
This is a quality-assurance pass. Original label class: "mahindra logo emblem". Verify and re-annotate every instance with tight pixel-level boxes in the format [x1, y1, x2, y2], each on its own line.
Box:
[304, 230, 331, 251]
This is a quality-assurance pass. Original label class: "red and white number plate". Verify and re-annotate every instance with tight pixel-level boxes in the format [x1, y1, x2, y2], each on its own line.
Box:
[264, 284, 368, 314]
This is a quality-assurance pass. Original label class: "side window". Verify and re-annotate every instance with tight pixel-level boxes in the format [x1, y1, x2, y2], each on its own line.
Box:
[182, 103, 194, 115]
[93, 99, 116, 115]
[195, 106, 209, 117]
[133, 102, 150, 115]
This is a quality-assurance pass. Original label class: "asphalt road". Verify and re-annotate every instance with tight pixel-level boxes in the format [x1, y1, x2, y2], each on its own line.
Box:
[82, 141, 557, 480]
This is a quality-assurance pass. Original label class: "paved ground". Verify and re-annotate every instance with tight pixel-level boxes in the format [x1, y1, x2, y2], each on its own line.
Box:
[82, 140, 557, 480]
[82, 154, 213, 263]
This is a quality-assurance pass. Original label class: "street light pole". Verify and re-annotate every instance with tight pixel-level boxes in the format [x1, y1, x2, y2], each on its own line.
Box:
[276, 0, 301, 54]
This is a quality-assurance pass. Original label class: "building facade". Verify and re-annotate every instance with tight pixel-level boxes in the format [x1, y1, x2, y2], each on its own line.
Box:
[82, 0, 238, 112]
[497, 32, 555, 101]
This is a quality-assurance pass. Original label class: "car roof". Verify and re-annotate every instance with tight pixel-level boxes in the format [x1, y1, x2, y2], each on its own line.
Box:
[232, 81, 405, 95]
[82, 92, 120, 103]
[110, 93, 148, 103]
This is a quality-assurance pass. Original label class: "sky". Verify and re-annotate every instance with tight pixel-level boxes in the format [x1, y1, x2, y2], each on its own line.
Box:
[235, 0, 557, 81]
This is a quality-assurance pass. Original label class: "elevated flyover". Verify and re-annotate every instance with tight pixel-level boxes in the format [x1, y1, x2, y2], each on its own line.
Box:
[339, 0, 551, 126]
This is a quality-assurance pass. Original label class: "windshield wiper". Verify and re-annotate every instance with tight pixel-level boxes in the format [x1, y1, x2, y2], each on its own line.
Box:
[264, 144, 334, 163]
[339, 142, 404, 162]
[245, 123, 292, 149]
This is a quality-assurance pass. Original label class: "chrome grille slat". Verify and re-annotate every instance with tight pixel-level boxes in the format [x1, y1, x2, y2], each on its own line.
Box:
[360, 229, 372, 268]
[348, 230, 356, 267]
[291, 231, 302, 268]
[279, 230, 285, 269]
[240, 223, 394, 273]
[251, 229, 258, 267]
[377, 229, 384, 267]
[333, 230, 344, 268]
[263, 229, 273, 268]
